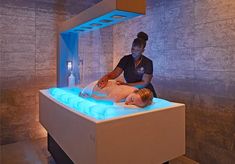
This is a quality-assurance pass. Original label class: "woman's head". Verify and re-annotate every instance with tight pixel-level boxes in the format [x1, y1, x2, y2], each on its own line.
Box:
[131, 32, 148, 59]
[125, 88, 153, 107]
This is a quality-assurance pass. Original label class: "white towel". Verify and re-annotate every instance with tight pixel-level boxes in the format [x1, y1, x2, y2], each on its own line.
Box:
[80, 80, 98, 96]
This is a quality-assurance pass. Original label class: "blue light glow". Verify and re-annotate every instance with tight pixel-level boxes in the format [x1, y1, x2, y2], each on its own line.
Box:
[64, 10, 141, 33]
[48, 87, 174, 121]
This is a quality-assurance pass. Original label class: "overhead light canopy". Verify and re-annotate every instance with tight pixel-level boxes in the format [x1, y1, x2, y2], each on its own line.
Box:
[59, 0, 146, 33]
[57, 0, 146, 87]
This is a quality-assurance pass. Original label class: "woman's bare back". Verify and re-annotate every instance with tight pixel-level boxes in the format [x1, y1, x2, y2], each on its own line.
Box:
[93, 80, 137, 102]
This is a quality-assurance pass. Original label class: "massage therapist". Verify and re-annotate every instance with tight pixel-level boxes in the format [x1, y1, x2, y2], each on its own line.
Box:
[97, 32, 157, 97]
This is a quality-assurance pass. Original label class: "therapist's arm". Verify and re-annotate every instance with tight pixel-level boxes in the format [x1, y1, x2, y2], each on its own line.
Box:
[124, 74, 153, 89]
[97, 67, 123, 88]
[104, 67, 123, 79]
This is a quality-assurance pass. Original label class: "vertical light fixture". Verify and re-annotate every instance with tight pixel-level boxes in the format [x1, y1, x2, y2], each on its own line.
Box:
[57, 0, 146, 87]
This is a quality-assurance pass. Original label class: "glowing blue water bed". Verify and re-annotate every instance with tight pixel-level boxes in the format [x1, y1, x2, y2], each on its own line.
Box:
[48, 87, 174, 120]
[39, 87, 185, 164]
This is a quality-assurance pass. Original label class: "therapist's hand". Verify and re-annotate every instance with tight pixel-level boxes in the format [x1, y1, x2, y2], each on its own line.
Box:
[116, 80, 126, 85]
[97, 76, 108, 89]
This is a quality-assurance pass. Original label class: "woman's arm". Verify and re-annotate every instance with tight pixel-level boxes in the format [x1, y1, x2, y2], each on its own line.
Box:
[92, 92, 126, 103]
[119, 74, 153, 89]
[97, 67, 123, 88]
[92, 94, 116, 102]
[107, 67, 123, 79]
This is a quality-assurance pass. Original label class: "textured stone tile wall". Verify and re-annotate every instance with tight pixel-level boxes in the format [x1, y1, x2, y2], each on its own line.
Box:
[78, 27, 113, 85]
[113, 0, 235, 163]
[0, 0, 103, 145]
[1, 0, 234, 163]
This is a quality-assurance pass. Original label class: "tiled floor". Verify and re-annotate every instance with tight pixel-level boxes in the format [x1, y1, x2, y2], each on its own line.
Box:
[1, 138, 55, 164]
[0, 138, 198, 164]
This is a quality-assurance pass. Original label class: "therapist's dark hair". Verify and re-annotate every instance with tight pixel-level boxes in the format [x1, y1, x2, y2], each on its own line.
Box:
[132, 31, 148, 48]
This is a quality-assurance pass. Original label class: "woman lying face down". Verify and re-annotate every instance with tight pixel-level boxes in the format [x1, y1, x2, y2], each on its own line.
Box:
[80, 80, 153, 108]
[125, 89, 153, 107]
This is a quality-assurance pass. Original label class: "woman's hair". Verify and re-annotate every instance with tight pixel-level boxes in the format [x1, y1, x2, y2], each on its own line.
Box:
[134, 88, 153, 107]
[132, 31, 148, 48]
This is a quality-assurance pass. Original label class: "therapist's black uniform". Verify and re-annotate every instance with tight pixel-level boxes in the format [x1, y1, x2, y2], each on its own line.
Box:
[117, 54, 157, 97]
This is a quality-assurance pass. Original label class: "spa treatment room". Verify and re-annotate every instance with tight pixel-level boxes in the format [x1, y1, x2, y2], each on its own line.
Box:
[1, 0, 235, 164]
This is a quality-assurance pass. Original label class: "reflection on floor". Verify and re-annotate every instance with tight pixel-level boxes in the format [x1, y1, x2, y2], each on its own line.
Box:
[1, 138, 55, 164]
[1, 137, 199, 164]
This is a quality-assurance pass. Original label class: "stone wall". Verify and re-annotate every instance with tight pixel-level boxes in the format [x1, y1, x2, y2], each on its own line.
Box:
[79, 27, 113, 84]
[0, 0, 103, 144]
[1, 0, 235, 163]
[113, 0, 235, 163]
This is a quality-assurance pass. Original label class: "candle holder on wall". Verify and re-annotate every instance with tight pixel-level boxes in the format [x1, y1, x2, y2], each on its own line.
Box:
[67, 61, 72, 72]
[67, 61, 75, 87]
